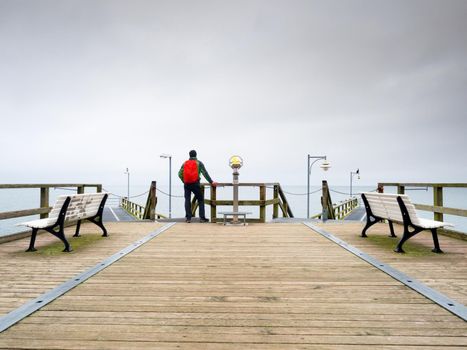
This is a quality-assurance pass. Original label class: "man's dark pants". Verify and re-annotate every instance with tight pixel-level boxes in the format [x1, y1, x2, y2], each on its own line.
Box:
[184, 182, 206, 220]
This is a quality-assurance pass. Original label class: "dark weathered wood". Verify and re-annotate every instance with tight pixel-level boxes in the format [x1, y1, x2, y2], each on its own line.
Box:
[77, 186, 84, 194]
[397, 185, 405, 195]
[0, 207, 51, 220]
[277, 185, 294, 218]
[321, 181, 335, 220]
[40, 187, 49, 219]
[210, 185, 217, 223]
[273, 185, 279, 219]
[433, 186, 443, 222]
[143, 181, 157, 220]
[259, 186, 266, 223]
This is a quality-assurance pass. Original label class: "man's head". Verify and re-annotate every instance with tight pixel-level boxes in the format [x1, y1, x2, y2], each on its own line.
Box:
[189, 150, 197, 158]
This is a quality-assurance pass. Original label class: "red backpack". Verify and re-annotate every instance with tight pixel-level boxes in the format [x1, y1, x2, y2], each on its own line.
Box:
[183, 160, 199, 184]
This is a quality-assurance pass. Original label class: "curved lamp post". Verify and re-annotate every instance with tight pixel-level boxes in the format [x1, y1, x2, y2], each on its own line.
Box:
[350, 168, 360, 197]
[307, 155, 331, 218]
[124, 168, 130, 200]
[160, 154, 172, 218]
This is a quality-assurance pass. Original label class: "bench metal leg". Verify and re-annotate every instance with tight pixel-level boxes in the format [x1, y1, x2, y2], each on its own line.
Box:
[361, 216, 379, 237]
[388, 221, 397, 237]
[89, 216, 108, 237]
[73, 220, 82, 237]
[26, 228, 39, 252]
[431, 228, 443, 254]
[394, 226, 422, 253]
[46, 226, 72, 252]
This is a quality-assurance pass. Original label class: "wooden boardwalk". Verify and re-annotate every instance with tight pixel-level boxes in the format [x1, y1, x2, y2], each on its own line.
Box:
[317, 221, 467, 305]
[0, 222, 466, 349]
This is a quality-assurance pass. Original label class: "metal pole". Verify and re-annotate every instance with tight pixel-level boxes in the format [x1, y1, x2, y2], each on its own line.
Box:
[307, 155, 310, 219]
[127, 168, 130, 200]
[233, 168, 239, 223]
[169, 156, 172, 218]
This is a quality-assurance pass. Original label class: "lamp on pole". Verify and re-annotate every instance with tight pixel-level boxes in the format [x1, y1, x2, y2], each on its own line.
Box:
[229, 155, 243, 224]
[350, 169, 360, 197]
[124, 168, 130, 200]
[307, 155, 331, 218]
[160, 154, 172, 218]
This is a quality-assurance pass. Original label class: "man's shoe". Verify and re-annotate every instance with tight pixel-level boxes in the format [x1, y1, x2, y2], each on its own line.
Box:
[200, 218, 209, 223]
[186, 219, 191, 223]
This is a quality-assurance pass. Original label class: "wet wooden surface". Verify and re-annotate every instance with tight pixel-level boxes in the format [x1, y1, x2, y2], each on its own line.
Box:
[0, 222, 466, 349]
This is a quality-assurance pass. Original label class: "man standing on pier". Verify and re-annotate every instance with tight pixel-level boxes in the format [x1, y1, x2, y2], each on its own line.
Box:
[179, 150, 217, 223]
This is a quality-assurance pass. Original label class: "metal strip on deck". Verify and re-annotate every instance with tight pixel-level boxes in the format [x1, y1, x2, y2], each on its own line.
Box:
[303, 222, 467, 322]
[0, 222, 176, 333]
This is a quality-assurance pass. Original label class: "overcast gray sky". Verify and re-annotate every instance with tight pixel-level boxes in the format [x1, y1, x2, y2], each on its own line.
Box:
[1, 0, 466, 188]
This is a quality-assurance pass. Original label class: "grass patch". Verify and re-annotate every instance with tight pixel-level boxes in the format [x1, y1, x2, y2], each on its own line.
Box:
[37, 234, 104, 256]
[365, 235, 435, 257]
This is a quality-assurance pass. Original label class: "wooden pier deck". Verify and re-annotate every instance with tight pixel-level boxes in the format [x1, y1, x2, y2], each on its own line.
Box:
[0, 222, 466, 349]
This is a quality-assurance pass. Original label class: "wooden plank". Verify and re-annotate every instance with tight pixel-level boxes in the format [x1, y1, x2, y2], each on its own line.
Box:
[0, 208, 51, 220]
[1, 222, 466, 349]
[378, 183, 467, 188]
[414, 204, 467, 218]
[0, 184, 102, 189]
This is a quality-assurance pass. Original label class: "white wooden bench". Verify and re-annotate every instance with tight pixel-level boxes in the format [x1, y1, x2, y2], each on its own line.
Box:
[18, 193, 108, 252]
[361, 192, 453, 253]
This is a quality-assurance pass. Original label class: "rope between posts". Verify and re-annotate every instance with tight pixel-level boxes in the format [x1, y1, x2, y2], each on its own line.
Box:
[156, 188, 185, 198]
[262, 185, 322, 196]
[102, 188, 149, 200]
[329, 188, 379, 196]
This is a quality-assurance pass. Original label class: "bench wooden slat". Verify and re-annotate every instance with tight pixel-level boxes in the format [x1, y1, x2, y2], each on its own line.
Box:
[18, 193, 108, 252]
[361, 192, 453, 253]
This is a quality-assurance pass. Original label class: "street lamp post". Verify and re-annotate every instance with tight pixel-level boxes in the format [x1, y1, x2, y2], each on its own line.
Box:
[307, 155, 331, 218]
[160, 154, 172, 218]
[124, 168, 130, 200]
[350, 169, 360, 197]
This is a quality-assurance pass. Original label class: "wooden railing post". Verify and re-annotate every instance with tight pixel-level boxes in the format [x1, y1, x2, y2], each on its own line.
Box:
[96, 185, 102, 193]
[259, 185, 266, 223]
[77, 186, 84, 194]
[143, 181, 157, 220]
[210, 185, 217, 223]
[397, 185, 405, 195]
[434, 186, 443, 222]
[273, 185, 279, 219]
[40, 187, 49, 219]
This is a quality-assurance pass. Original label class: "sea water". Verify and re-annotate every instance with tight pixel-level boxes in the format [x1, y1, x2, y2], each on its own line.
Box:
[1, 184, 466, 237]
